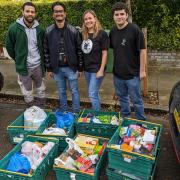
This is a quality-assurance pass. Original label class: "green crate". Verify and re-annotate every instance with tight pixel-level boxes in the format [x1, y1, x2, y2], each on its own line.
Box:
[106, 118, 162, 178]
[75, 109, 121, 138]
[35, 113, 75, 152]
[0, 135, 59, 180]
[54, 134, 108, 180]
[7, 111, 53, 144]
[106, 149, 160, 180]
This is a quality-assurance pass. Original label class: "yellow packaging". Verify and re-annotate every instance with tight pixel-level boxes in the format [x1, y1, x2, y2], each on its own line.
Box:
[75, 135, 99, 155]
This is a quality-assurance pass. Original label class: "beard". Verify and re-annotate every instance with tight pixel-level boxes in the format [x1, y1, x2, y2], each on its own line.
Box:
[56, 19, 64, 23]
[54, 15, 65, 23]
[24, 15, 35, 24]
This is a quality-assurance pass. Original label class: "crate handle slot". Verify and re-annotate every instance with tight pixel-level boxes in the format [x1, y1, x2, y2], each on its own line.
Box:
[70, 173, 76, 180]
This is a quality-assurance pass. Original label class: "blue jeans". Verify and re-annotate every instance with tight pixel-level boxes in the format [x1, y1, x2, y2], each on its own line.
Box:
[113, 75, 146, 120]
[54, 67, 80, 113]
[84, 72, 104, 110]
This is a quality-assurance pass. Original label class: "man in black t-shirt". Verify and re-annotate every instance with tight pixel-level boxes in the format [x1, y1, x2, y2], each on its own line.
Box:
[110, 2, 146, 120]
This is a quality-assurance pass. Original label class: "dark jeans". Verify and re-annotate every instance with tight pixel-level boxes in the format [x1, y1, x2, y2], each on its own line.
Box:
[113, 75, 146, 120]
[54, 67, 80, 113]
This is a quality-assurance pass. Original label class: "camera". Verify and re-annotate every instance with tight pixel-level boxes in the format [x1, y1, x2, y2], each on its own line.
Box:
[59, 52, 66, 62]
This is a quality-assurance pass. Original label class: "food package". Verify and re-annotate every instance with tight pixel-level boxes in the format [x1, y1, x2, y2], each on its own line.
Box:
[88, 154, 99, 164]
[66, 138, 84, 154]
[143, 130, 156, 144]
[123, 136, 136, 144]
[24, 106, 47, 131]
[54, 153, 76, 170]
[75, 135, 99, 155]
[73, 156, 92, 172]
[67, 149, 82, 160]
[42, 142, 55, 155]
[111, 115, 119, 125]
[119, 127, 128, 137]
[121, 143, 133, 151]
[42, 127, 66, 135]
[78, 118, 90, 123]
[91, 117, 102, 124]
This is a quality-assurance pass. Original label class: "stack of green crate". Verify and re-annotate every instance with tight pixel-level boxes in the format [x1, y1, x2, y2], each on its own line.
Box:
[106, 118, 162, 180]
[7, 111, 53, 144]
[0, 135, 59, 180]
[36, 112, 75, 152]
[75, 109, 122, 138]
[53, 134, 108, 180]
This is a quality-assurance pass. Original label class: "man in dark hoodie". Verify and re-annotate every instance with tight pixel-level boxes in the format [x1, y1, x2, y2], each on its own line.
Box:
[6, 2, 46, 108]
[44, 1, 83, 113]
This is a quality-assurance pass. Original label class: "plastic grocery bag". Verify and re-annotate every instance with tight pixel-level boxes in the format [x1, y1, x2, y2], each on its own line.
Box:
[6, 152, 31, 174]
[55, 111, 74, 130]
[24, 106, 47, 131]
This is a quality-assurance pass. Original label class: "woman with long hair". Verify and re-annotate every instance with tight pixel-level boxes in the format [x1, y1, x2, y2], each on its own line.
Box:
[81, 10, 109, 110]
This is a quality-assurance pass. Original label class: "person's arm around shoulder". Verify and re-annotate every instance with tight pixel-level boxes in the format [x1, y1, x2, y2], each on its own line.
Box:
[5, 23, 16, 60]
[96, 30, 109, 78]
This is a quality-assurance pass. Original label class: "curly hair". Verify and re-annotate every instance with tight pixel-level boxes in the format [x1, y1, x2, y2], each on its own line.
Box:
[112, 2, 129, 15]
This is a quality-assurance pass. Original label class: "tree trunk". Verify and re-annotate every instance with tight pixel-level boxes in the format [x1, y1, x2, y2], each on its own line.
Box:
[125, 0, 132, 23]
[0, 45, 3, 57]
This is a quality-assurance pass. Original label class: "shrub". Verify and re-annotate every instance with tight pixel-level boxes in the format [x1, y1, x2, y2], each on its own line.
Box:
[0, 0, 179, 50]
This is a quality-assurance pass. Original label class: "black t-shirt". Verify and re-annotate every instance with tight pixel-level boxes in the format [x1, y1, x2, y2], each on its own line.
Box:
[81, 30, 109, 72]
[58, 27, 68, 67]
[110, 23, 145, 79]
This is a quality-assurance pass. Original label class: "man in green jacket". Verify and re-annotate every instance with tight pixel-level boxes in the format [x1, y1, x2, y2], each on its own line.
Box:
[6, 2, 46, 108]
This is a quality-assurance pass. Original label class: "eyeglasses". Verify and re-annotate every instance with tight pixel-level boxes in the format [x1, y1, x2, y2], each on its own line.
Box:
[53, 10, 64, 14]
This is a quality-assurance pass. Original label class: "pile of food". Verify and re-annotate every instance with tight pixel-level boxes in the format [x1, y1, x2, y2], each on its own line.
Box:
[6, 141, 55, 174]
[78, 113, 121, 125]
[42, 111, 75, 136]
[54, 135, 107, 174]
[114, 124, 158, 155]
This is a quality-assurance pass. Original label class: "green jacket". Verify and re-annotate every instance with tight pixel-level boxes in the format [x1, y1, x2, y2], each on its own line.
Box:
[5, 22, 45, 76]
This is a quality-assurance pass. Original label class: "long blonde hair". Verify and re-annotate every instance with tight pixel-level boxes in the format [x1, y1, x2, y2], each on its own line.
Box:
[82, 10, 102, 40]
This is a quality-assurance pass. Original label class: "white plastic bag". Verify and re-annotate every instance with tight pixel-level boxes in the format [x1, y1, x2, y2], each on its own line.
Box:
[24, 106, 47, 131]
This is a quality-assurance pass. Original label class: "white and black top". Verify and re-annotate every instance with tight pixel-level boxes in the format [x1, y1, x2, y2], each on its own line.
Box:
[81, 30, 109, 72]
[110, 23, 145, 80]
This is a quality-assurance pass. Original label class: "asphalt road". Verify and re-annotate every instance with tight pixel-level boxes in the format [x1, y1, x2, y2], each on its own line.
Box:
[0, 103, 180, 180]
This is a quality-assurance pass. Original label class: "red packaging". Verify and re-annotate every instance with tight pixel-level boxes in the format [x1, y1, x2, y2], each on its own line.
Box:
[140, 127, 145, 135]
[76, 157, 92, 172]
[98, 141, 107, 156]
[144, 144, 153, 152]
[82, 118, 89, 123]
[85, 167, 95, 174]
[123, 136, 136, 144]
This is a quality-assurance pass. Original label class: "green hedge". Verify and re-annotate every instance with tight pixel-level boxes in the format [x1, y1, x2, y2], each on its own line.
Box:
[131, 0, 180, 51]
[0, 0, 179, 50]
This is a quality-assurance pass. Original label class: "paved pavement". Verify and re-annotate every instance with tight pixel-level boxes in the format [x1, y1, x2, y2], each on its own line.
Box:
[0, 59, 180, 111]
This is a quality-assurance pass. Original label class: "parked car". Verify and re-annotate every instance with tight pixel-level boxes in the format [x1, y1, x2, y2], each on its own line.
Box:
[169, 80, 180, 163]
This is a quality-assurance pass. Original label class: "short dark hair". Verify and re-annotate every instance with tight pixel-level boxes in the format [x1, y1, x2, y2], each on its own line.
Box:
[51, 1, 66, 12]
[22, 2, 36, 11]
[112, 2, 129, 15]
